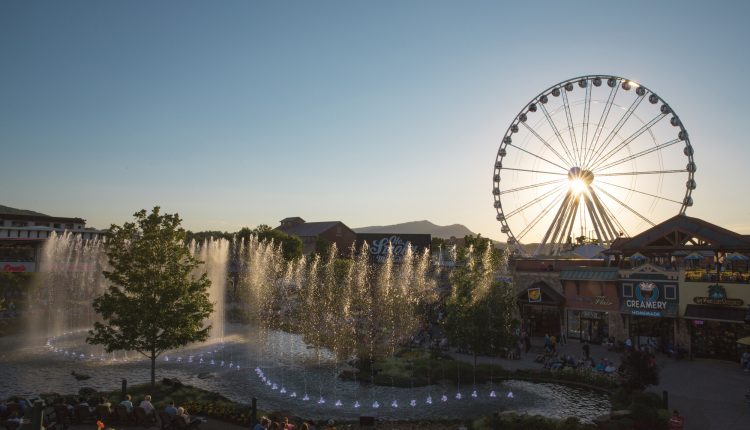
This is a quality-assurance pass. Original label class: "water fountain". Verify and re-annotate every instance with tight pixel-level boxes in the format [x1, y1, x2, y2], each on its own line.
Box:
[0, 232, 610, 422]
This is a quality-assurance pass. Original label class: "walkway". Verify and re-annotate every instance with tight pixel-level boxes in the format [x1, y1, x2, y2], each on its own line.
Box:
[447, 338, 750, 430]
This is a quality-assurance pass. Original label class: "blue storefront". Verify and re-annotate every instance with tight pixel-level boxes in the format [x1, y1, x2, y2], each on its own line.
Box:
[619, 266, 680, 350]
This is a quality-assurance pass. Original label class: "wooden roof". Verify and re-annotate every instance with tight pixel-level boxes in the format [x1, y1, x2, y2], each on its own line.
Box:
[607, 214, 750, 253]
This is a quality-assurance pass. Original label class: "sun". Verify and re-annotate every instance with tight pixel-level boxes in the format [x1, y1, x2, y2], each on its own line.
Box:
[569, 178, 588, 196]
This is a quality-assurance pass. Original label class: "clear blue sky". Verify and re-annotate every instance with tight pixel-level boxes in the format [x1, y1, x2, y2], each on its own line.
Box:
[1, 0, 748, 239]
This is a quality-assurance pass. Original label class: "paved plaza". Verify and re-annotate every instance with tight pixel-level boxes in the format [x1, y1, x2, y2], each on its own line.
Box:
[450, 339, 750, 430]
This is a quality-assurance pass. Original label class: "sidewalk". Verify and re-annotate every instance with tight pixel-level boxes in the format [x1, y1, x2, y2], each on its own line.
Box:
[447, 338, 750, 430]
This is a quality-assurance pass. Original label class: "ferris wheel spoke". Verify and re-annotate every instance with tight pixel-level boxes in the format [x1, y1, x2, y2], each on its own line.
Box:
[598, 169, 686, 177]
[501, 167, 568, 176]
[499, 178, 566, 195]
[584, 84, 619, 167]
[588, 112, 667, 171]
[519, 122, 574, 168]
[596, 180, 684, 205]
[594, 138, 681, 172]
[517, 191, 567, 242]
[505, 183, 567, 219]
[586, 93, 646, 170]
[539, 103, 577, 166]
[593, 184, 656, 228]
[508, 142, 570, 172]
[581, 83, 592, 166]
[561, 89, 580, 165]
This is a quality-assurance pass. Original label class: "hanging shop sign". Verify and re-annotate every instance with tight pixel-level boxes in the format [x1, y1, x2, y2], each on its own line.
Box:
[593, 295, 613, 306]
[527, 287, 542, 303]
[692, 284, 744, 306]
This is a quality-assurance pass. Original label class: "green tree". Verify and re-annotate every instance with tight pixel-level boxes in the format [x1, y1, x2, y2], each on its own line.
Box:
[87, 207, 214, 385]
[442, 235, 517, 361]
[235, 225, 303, 261]
[619, 349, 660, 392]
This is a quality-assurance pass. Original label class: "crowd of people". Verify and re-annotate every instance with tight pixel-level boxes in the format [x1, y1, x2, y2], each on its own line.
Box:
[0, 393, 203, 429]
[253, 416, 338, 430]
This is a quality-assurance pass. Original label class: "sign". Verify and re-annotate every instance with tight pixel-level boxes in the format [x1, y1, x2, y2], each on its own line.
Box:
[692, 284, 745, 306]
[593, 295, 613, 306]
[527, 287, 542, 303]
[3, 264, 26, 272]
[579, 310, 602, 319]
[356, 234, 431, 263]
[625, 281, 669, 317]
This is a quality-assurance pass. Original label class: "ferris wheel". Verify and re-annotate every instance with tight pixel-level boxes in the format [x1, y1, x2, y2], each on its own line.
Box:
[492, 75, 695, 256]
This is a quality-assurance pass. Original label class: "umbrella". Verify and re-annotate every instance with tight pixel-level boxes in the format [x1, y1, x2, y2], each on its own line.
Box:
[737, 336, 750, 346]
[628, 252, 647, 261]
[725, 252, 749, 261]
[684, 252, 704, 261]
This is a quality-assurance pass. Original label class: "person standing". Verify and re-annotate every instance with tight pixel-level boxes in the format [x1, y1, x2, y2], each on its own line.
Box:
[582, 341, 590, 360]
[668, 409, 685, 430]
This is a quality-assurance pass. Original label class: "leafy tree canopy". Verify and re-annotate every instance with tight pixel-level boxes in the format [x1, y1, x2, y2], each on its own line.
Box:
[87, 207, 214, 385]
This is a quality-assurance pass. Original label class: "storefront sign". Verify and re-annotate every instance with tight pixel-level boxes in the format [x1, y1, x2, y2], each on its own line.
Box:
[356, 233, 431, 263]
[692, 284, 744, 306]
[2, 264, 26, 272]
[625, 281, 668, 317]
[593, 295, 613, 306]
[579, 310, 602, 319]
[527, 287, 542, 303]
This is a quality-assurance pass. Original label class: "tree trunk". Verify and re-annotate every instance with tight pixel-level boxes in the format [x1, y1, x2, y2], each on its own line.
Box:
[150, 354, 156, 386]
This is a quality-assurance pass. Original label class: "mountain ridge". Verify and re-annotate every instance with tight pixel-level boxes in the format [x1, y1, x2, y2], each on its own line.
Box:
[353, 220, 477, 239]
[0, 204, 49, 217]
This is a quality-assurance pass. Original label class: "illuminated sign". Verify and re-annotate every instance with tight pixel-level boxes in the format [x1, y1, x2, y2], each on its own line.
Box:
[693, 284, 744, 306]
[625, 281, 668, 317]
[527, 287, 542, 303]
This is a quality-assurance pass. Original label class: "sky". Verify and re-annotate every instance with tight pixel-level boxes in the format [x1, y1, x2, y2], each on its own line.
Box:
[1, 0, 749, 240]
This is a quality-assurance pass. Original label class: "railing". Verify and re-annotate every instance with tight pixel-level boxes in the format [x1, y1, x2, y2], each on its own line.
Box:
[684, 269, 750, 283]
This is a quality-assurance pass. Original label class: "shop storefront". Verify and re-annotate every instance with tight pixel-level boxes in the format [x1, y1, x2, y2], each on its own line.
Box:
[518, 282, 564, 338]
[560, 267, 621, 343]
[619, 266, 680, 351]
[681, 283, 750, 360]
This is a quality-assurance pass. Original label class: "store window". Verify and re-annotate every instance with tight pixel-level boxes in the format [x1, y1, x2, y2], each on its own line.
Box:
[623, 283, 633, 297]
[664, 285, 677, 300]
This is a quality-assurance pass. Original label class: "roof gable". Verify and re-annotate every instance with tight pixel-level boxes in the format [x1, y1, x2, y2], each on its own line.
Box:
[609, 215, 750, 252]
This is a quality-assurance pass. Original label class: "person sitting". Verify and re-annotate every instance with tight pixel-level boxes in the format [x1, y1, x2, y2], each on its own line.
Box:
[164, 401, 178, 417]
[175, 407, 202, 428]
[253, 417, 270, 430]
[283, 417, 296, 430]
[97, 396, 112, 409]
[119, 394, 134, 413]
[139, 395, 155, 417]
[740, 350, 750, 371]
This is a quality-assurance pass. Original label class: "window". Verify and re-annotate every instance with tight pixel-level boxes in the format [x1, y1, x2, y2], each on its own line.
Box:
[664, 285, 677, 300]
[11, 221, 28, 227]
[53, 223, 61, 229]
[622, 283, 633, 297]
[65, 223, 74, 230]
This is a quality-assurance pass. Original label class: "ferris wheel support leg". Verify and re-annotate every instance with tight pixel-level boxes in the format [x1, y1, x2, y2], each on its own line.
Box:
[588, 188, 622, 241]
[581, 192, 607, 246]
[535, 191, 573, 256]
[556, 196, 581, 254]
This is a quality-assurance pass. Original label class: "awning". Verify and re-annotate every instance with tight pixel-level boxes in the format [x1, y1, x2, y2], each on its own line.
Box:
[560, 267, 619, 281]
[683, 304, 749, 323]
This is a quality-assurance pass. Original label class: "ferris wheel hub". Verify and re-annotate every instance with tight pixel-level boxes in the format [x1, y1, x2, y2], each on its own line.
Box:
[568, 167, 594, 185]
